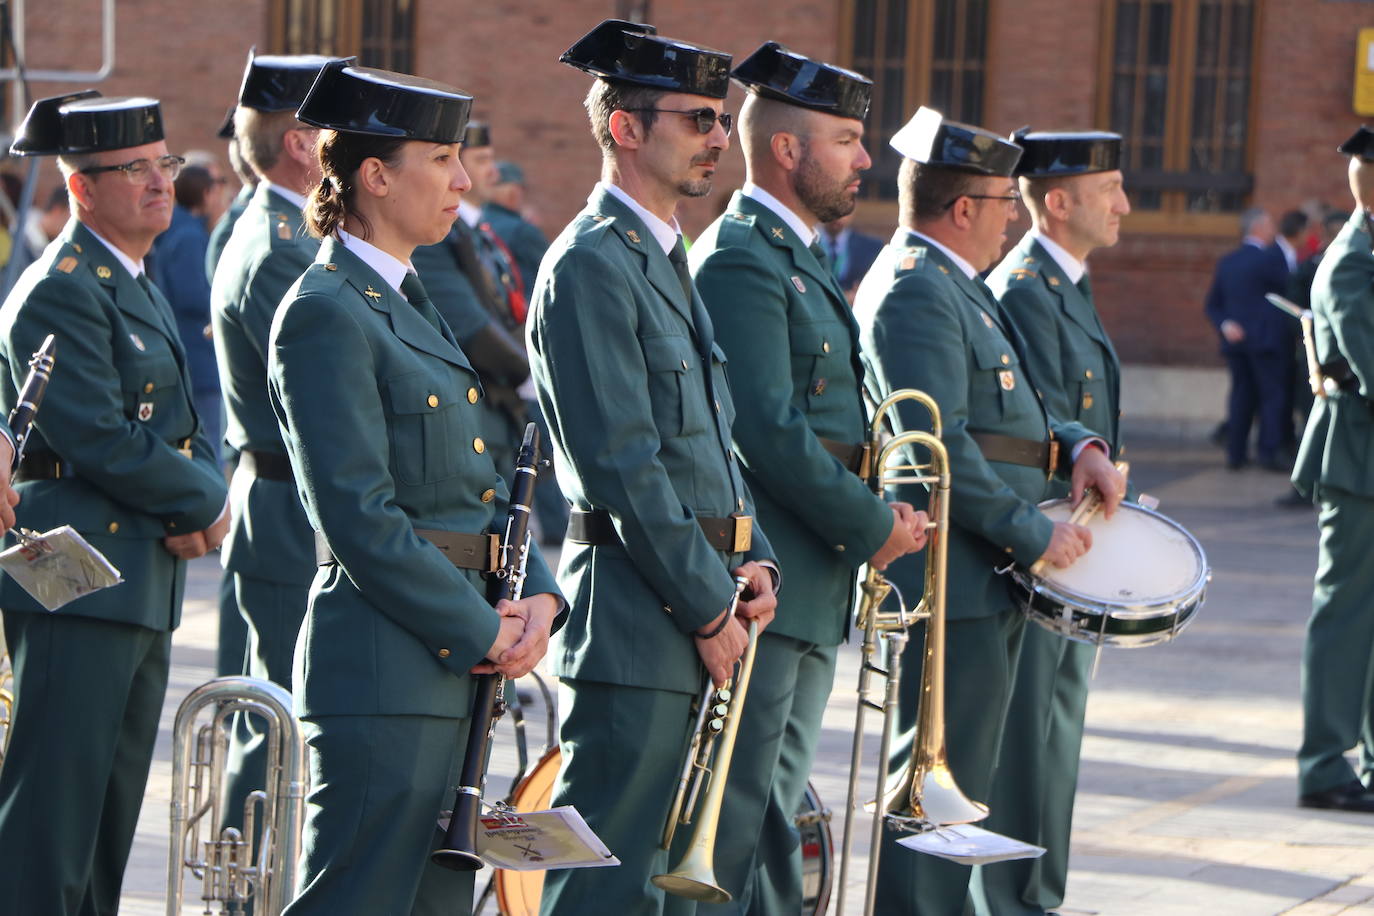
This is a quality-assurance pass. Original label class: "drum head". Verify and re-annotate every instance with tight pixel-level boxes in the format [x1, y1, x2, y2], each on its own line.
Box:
[494, 746, 561, 916]
[1036, 500, 1206, 614]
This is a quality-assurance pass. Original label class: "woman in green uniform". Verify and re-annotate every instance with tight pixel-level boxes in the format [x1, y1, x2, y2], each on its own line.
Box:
[269, 60, 564, 916]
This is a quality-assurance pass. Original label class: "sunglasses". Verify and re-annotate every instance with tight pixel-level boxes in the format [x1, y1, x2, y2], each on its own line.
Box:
[622, 107, 733, 137]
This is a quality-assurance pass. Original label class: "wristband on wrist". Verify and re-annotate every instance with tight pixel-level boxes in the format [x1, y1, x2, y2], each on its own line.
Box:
[695, 607, 734, 640]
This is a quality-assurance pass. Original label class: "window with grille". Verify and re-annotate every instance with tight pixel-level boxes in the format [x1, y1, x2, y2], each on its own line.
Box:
[270, 0, 413, 71]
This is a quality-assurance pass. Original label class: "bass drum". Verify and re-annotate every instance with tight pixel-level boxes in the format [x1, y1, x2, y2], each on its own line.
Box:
[494, 747, 833, 915]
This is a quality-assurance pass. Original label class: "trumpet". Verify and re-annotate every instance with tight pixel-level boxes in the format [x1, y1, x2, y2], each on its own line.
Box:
[166, 676, 307, 916]
[651, 575, 753, 903]
[836, 389, 987, 916]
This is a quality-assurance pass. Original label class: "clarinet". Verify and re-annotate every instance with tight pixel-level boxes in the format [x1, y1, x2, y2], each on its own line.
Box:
[432, 421, 541, 871]
[8, 334, 56, 469]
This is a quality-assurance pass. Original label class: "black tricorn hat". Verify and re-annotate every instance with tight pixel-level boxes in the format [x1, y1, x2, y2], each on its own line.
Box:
[1011, 128, 1122, 177]
[732, 42, 872, 121]
[216, 106, 236, 140]
[463, 121, 491, 148]
[238, 49, 340, 112]
[296, 59, 473, 144]
[1338, 125, 1374, 160]
[890, 106, 1022, 177]
[560, 19, 731, 99]
[10, 91, 164, 157]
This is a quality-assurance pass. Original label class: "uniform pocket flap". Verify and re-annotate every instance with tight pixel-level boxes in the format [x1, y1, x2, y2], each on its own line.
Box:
[641, 334, 694, 374]
[386, 371, 463, 415]
[971, 337, 1018, 370]
[788, 322, 831, 356]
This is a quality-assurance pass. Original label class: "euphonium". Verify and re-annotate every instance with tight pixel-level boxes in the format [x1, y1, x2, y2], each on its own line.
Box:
[166, 676, 307, 916]
[651, 576, 753, 903]
[836, 389, 987, 916]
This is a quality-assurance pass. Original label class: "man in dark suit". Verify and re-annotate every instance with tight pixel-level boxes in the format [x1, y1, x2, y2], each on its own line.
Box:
[1204, 207, 1294, 470]
[818, 210, 883, 298]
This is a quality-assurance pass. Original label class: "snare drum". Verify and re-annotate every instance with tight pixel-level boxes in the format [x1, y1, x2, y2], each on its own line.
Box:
[1010, 499, 1209, 648]
[494, 747, 833, 915]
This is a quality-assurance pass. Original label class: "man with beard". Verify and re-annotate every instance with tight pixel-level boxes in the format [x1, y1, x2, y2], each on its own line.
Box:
[0, 91, 228, 914]
[980, 129, 1131, 915]
[527, 20, 780, 915]
[853, 108, 1124, 916]
[688, 42, 927, 914]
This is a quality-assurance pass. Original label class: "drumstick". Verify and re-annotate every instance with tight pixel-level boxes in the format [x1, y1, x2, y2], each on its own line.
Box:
[1028, 460, 1130, 577]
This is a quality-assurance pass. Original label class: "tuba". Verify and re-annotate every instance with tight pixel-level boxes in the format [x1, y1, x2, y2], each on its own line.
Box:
[836, 389, 987, 916]
[166, 676, 307, 916]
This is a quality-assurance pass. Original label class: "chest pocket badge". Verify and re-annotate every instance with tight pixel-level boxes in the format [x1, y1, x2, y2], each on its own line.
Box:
[137, 401, 154, 421]
[812, 378, 827, 397]
[1082, 392, 1094, 410]
[791, 276, 806, 294]
[130, 333, 146, 351]
[999, 370, 1016, 391]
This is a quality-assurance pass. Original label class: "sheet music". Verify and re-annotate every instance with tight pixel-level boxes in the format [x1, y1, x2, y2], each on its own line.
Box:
[0, 526, 123, 611]
[897, 823, 1046, 865]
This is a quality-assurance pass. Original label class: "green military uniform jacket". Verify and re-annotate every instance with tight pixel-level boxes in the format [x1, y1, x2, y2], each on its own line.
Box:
[267, 237, 561, 718]
[212, 183, 319, 586]
[0, 220, 228, 628]
[988, 232, 1123, 465]
[690, 192, 890, 646]
[1294, 210, 1374, 498]
[854, 229, 1096, 619]
[528, 186, 775, 694]
[207, 183, 255, 282]
[482, 200, 549, 299]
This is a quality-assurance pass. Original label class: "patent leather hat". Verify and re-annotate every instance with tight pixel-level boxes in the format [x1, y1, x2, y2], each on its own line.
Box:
[11, 91, 164, 157]
[239, 49, 340, 112]
[463, 121, 491, 149]
[1338, 125, 1374, 160]
[1010, 128, 1122, 177]
[889, 106, 1022, 176]
[560, 19, 731, 99]
[732, 41, 871, 121]
[296, 59, 473, 144]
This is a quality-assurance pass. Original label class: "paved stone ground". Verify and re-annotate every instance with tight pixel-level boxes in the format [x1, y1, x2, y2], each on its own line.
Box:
[117, 433, 1374, 914]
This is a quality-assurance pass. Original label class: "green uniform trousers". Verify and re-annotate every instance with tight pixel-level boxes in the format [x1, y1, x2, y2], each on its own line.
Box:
[283, 714, 475, 916]
[217, 569, 250, 676]
[697, 633, 837, 916]
[224, 574, 310, 833]
[873, 609, 1025, 916]
[542, 678, 699, 916]
[971, 626, 1093, 914]
[0, 612, 170, 916]
[1298, 487, 1374, 794]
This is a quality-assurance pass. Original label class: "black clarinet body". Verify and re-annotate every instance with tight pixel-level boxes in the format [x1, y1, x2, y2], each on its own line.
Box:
[7, 334, 56, 468]
[432, 421, 541, 871]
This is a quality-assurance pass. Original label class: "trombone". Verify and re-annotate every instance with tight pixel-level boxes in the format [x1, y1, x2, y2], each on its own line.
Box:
[651, 575, 754, 903]
[836, 389, 988, 916]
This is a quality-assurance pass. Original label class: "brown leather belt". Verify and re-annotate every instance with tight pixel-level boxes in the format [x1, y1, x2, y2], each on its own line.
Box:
[315, 528, 499, 572]
[240, 449, 294, 483]
[18, 438, 194, 481]
[567, 508, 753, 553]
[818, 437, 872, 478]
[970, 432, 1059, 479]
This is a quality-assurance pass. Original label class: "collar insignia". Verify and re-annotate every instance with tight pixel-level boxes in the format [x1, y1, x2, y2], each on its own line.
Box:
[96, 265, 112, 280]
[364, 286, 383, 300]
[626, 229, 641, 244]
[1048, 276, 1061, 287]
[771, 227, 785, 240]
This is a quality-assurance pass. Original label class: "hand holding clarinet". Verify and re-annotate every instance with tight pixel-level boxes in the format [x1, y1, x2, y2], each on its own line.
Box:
[1, 334, 56, 532]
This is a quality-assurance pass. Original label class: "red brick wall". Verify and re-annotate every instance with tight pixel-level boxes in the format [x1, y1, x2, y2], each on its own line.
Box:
[5, 0, 1367, 367]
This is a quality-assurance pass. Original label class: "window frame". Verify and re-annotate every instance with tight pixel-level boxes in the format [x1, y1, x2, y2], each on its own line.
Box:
[267, 0, 415, 71]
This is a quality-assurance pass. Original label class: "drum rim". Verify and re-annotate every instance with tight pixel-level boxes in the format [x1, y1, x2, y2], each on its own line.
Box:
[1021, 499, 1211, 612]
[1026, 587, 1204, 647]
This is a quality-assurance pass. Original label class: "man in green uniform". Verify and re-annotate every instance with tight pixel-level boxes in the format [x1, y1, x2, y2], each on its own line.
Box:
[689, 42, 926, 914]
[207, 108, 259, 282]
[483, 159, 548, 300]
[0, 91, 229, 915]
[980, 129, 1131, 915]
[528, 20, 780, 916]
[853, 107, 1125, 916]
[210, 50, 335, 832]
[1291, 125, 1374, 813]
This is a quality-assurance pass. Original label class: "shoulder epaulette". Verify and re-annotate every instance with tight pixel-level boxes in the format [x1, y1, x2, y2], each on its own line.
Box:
[717, 211, 757, 245]
[1007, 266, 1039, 282]
[894, 246, 927, 274]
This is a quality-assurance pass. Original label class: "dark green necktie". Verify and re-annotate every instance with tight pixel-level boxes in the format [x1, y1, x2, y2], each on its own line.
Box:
[809, 239, 831, 271]
[400, 272, 447, 338]
[668, 235, 693, 303]
[1077, 272, 1092, 300]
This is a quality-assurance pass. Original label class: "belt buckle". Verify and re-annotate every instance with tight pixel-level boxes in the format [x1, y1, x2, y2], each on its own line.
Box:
[730, 513, 753, 553]
[1046, 438, 1060, 481]
[487, 533, 501, 573]
[856, 443, 874, 480]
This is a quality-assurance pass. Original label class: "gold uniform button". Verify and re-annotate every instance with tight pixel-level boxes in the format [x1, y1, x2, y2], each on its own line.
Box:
[107, 522, 119, 534]
[1001, 354, 1011, 365]
[437, 648, 451, 659]
[324, 263, 338, 271]
[480, 488, 496, 503]
[473, 437, 486, 454]
[143, 382, 154, 394]
[427, 394, 439, 408]
[467, 387, 479, 404]
[834, 544, 845, 552]
[1085, 369, 1094, 379]
[822, 341, 831, 353]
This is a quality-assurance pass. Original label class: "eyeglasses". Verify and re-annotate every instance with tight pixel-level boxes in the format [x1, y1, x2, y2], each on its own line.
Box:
[944, 190, 1022, 210]
[79, 154, 186, 185]
[622, 107, 733, 137]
